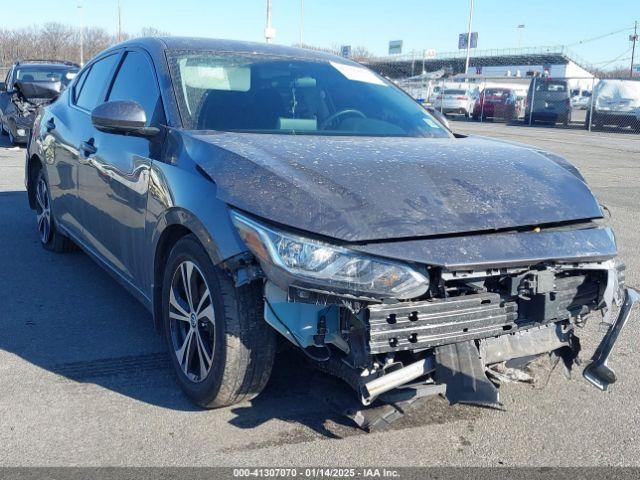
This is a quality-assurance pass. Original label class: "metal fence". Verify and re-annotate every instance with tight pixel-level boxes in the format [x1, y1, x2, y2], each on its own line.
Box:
[362, 44, 640, 135]
[390, 75, 640, 134]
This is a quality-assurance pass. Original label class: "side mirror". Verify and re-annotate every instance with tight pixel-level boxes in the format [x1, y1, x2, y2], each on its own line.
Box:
[91, 100, 159, 138]
[0, 82, 5, 92]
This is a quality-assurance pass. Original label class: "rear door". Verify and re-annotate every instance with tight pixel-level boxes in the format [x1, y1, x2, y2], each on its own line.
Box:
[45, 53, 120, 237]
[76, 48, 165, 287]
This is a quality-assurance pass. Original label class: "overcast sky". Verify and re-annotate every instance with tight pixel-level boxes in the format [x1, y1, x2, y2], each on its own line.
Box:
[4, 0, 639, 67]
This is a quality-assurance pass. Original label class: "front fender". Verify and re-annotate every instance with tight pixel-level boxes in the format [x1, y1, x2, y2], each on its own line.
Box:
[145, 159, 249, 292]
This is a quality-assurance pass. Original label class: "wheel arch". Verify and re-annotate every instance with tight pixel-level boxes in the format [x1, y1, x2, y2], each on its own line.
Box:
[26, 154, 43, 210]
[150, 207, 231, 332]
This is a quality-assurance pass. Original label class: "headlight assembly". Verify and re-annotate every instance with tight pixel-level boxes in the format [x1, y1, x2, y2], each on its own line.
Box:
[231, 211, 429, 300]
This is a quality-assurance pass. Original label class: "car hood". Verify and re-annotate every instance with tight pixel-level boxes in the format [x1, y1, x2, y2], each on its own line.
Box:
[188, 132, 602, 242]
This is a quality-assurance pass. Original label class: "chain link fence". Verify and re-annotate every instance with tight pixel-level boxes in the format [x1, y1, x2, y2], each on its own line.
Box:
[364, 47, 640, 134]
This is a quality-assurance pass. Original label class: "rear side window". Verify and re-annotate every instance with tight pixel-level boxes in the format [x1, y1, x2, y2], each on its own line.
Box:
[72, 68, 90, 103]
[108, 51, 162, 125]
[535, 81, 567, 93]
[76, 54, 119, 111]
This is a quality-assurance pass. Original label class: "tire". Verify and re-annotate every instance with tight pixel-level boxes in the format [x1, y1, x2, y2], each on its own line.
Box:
[162, 234, 276, 408]
[34, 168, 76, 253]
[7, 124, 16, 145]
[0, 119, 6, 136]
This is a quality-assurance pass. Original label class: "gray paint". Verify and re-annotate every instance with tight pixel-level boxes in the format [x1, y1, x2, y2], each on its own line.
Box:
[26, 37, 617, 321]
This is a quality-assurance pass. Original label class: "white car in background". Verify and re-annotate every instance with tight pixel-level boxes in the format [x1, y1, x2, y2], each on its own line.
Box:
[586, 79, 640, 131]
[571, 90, 591, 110]
[432, 88, 476, 117]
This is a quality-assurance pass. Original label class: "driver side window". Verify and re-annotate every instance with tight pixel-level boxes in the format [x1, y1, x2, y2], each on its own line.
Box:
[76, 54, 119, 111]
[107, 51, 163, 126]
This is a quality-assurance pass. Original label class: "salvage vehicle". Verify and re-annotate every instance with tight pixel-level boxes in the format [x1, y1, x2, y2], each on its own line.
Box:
[431, 88, 476, 117]
[571, 89, 591, 110]
[585, 79, 640, 132]
[524, 78, 572, 126]
[472, 87, 520, 121]
[26, 37, 637, 411]
[0, 60, 79, 145]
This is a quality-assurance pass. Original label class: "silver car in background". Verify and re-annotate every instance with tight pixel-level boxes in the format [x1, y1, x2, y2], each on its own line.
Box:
[431, 88, 476, 117]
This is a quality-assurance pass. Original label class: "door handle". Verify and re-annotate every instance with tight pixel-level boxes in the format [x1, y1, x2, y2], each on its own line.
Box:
[79, 139, 97, 157]
[45, 118, 55, 132]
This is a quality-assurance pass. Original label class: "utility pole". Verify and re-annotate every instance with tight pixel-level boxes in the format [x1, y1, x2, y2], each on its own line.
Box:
[631, 21, 638, 77]
[517, 24, 525, 49]
[464, 0, 474, 74]
[118, 0, 122, 42]
[77, 4, 84, 66]
[299, 0, 304, 46]
[265, 0, 276, 43]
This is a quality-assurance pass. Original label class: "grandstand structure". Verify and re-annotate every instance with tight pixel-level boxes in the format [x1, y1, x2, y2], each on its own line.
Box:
[365, 45, 596, 81]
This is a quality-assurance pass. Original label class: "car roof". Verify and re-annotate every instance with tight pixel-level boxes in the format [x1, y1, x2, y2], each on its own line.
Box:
[103, 36, 353, 64]
[14, 61, 79, 69]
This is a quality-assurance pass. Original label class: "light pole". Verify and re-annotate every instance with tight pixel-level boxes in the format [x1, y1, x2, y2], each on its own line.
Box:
[517, 24, 525, 49]
[464, 0, 474, 74]
[117, 0, 122, 42]
[77, 4, 84, 66]
[265, 0, 276, 43]
[631, 21, 638, 77]
[299, 0, 304, 46]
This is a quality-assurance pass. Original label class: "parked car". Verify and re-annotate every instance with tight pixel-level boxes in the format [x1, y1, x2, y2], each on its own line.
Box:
[472, 87, 521, 121]
[431, 88, 475, 117]
[0, 60, 79, 145]
[585, 79, 640, 131]
[27, 37, 636, 410]
[427, 84, 442, 105]
[524, 78, 572, 126]
[571, 89, 591, 110]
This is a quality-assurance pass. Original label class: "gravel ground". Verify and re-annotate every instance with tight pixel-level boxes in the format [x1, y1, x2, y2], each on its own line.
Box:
[0, 123, 639, 467]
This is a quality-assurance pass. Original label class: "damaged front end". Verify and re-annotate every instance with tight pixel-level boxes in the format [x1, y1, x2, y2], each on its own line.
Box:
[5, 81, 62, 143]
[230, 211, 636, 410]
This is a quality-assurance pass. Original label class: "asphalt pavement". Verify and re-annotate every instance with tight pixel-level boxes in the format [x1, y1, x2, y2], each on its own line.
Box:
[0, 123, 639, 466]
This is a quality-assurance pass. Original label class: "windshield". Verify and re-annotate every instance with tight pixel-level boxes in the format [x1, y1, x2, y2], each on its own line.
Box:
[168, 51, 450, 138]
[485, 89, 510, 96]
[15, 66, 78, 86]
[535, 81, 567, 93]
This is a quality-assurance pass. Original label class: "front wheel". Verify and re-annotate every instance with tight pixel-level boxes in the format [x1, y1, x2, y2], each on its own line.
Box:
[162, 235, 276, 408]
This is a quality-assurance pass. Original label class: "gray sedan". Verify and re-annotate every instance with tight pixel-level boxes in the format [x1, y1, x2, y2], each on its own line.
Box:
[26, 37, 637, 412]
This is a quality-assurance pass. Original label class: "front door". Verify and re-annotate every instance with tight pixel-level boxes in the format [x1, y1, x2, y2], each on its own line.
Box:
[47, 54, 120, 237]
[77, 49, 164, 287]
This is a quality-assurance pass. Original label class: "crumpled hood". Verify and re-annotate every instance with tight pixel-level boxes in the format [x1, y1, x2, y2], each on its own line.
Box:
[188, 132, 602, 242]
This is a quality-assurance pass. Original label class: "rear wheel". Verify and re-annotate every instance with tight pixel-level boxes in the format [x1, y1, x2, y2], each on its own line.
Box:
[34, 168, 76, 252]
[162, 235, 276, 408]
[7, 124, 16, 145]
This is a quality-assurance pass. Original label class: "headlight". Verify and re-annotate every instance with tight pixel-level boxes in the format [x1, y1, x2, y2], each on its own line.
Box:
[231, 211, 429, 300]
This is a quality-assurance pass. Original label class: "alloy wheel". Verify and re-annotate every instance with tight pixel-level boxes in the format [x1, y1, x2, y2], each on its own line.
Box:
[35, 177, 52, 244]
[168, 260, 216, 383]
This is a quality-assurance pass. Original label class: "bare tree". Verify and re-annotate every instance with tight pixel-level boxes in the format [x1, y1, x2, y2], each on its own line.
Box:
[0, 23, 171, 75]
